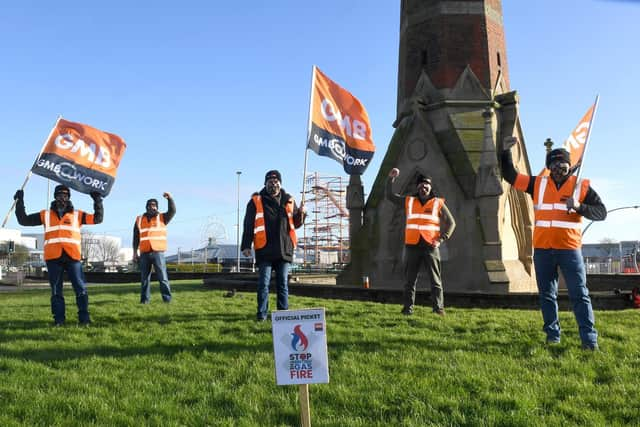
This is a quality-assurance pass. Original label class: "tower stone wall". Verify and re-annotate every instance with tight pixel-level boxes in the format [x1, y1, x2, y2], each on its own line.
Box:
[339, 0, 534, 294]
[398, 0, 510, 112]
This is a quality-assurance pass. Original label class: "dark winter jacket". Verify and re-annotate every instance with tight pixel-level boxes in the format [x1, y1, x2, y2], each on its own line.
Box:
[16, 199, 104, 227]
[500, 149, 606, 221]
[241, 188, 304, 263]
[132, 197, 176, 252]
[15, 196, 104, 262]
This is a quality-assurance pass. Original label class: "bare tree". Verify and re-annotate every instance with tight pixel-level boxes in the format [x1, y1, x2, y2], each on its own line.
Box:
[82, 232, 121, 263]
[95, 238, 121, 263]
[81, 231, 98, 262]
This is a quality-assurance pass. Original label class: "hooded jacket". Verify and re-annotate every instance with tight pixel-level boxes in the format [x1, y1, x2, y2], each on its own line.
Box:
[241, 187, 304, 263]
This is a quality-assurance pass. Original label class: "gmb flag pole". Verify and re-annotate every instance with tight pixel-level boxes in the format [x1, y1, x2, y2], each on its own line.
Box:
[568, 95, 599, 186]
[302, 65, 375, 199]
[31, 118, 127, 197]
[539, 96, 599, 177]
[1, 116, 61, 228]
[566, 95, 599, 210]
[2, 118, 127, 228]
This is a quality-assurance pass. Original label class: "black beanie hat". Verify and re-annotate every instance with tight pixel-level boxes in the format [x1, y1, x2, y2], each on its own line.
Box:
[416, 174, 432, 185]
[146, 198, 159, 207]
[546, 148, 570, 168]
[54, 184, 71, 196]
[265, 170, 282, 184]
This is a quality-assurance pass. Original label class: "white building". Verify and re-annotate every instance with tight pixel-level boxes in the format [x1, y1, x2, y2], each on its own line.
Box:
[0, 228, 38, 250]
[18, 232, 132, 264]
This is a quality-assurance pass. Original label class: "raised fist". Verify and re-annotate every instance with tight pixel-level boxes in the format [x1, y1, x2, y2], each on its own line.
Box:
[13, 190, 24, 201]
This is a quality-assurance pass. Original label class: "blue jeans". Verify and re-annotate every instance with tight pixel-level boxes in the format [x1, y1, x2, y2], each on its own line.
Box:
[256, 260, 290, 320]
[139, 251, 172, 303]
[46, 259, 90, 324]
[533, 248, 597, 347]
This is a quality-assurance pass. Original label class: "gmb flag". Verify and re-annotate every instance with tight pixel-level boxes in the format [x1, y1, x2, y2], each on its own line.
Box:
[561, 100, 597, 169]
[540, 98, 598, 176]
[31, 118, 127, 197]
[307, 66, 375, 175]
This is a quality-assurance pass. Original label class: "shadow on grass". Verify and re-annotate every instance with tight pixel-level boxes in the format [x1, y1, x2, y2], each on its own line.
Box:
[327, 333, 574, 360]
[0, 339, 273, 364]
[86, 282, 209, 297]
[0, 309, 271, 344]
[0, 319, 62, 343]
[0, 313, 275, 363]
[97, 311, 253, 325]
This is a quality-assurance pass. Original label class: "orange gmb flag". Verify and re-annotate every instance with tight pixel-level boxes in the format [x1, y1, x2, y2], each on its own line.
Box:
[539, 101, 597, 176]
[561, 102, 596, 168]
[307, 66, 374, 175]
[31, 118, 127, 196]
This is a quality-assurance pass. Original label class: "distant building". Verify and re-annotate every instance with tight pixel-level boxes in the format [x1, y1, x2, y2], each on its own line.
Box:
[166, 243, 254, 272]
[21, 232, 132, 265]
[582, 241, 640, 274]
[0, 228, 38, 250]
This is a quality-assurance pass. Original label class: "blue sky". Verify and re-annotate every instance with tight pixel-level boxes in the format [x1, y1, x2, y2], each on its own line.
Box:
[1, 0, 638, 253]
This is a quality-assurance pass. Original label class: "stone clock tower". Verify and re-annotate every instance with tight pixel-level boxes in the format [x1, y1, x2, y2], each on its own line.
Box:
[398, 0, 510, 111]
[340, 0, 537, 294]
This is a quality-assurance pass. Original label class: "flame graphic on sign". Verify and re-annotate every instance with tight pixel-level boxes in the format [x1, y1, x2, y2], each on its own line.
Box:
[290, 325, 308, 351]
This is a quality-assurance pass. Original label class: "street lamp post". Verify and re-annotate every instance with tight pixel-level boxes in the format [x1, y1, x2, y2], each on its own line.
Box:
[582, 205, 640, 236]
[236, 171, 242, 273]
[582, 205, 640, 273]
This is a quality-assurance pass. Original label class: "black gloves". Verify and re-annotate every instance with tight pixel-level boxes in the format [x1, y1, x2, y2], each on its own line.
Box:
[90, 192, 102, 202]
[13, 190, 24, 201]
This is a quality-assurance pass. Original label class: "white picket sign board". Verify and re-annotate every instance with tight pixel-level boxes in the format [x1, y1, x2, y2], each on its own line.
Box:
[271, 308, 329, 385]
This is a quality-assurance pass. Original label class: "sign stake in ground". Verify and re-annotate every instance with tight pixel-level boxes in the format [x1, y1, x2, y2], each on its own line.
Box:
[299, 384, 311, 427]
[272, 308, 329, 426]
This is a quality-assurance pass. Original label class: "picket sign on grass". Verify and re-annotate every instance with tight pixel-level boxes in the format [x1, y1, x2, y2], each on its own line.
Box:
[272, 308, 329, 427]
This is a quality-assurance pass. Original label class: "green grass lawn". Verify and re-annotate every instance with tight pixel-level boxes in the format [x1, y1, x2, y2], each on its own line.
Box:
[0, 281, 638, 426]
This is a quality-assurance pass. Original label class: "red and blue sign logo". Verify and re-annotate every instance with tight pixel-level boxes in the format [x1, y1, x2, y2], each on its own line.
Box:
[290, 325, 309, 351]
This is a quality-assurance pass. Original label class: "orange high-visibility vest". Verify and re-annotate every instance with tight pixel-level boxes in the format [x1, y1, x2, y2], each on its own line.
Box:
[404, 196, 443, 245]
[252, 195, 297, 250]
[41, 209, 93, 261]
[137, 214, 167, 252]
[533, 175, 589, 249]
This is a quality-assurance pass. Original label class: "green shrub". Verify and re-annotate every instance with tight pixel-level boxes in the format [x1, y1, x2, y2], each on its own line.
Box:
[166, 263, 222, 273]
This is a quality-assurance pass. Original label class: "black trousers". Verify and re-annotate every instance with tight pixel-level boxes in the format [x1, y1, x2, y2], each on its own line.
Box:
[403, 244, 443, 311]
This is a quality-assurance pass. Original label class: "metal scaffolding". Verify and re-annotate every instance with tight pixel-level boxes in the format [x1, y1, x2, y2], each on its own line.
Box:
[301, 173, 349, 266]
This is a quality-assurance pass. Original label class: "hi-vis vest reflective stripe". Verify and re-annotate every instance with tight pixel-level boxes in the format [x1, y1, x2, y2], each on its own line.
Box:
[252, 195, 297, 250]
[533, 175, 589, 249]
[41, 209, 89, 261]
[405, 196, 443, 245]
[137, 214, 167, 252]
